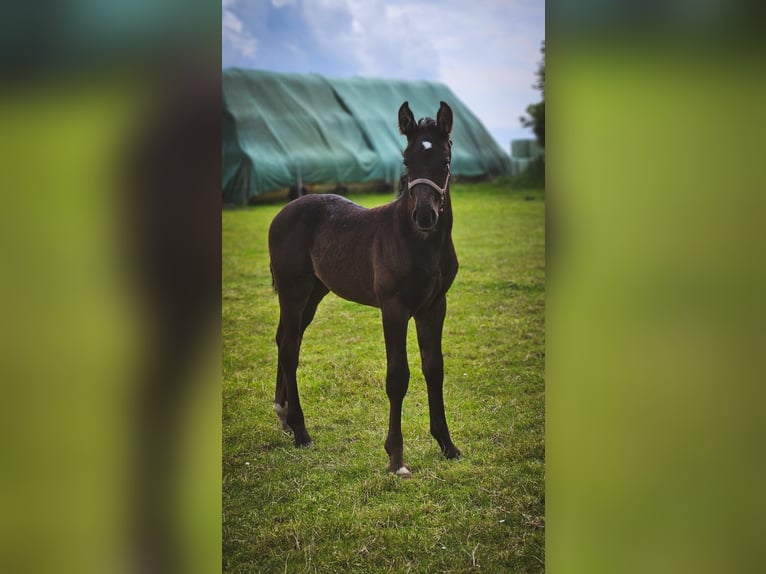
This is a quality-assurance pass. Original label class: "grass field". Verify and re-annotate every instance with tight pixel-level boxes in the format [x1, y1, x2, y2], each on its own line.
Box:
[223, 181, 545, 572]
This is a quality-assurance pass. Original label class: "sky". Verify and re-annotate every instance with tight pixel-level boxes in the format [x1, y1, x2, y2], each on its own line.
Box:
[222, 0, 545, 153]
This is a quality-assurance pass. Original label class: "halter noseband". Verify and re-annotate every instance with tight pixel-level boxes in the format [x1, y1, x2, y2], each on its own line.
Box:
[407, 164, 451, 212]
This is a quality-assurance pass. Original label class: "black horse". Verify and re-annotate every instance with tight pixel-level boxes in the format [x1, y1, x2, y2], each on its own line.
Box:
[268, 101, 461, 476]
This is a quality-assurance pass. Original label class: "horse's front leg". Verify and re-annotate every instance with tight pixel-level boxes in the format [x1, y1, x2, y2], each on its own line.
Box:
[415, 297, 461, 460]
[381, 301, 411, 477]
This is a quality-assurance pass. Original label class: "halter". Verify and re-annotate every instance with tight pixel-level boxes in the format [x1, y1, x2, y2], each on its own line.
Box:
[407, 164, 451, 212]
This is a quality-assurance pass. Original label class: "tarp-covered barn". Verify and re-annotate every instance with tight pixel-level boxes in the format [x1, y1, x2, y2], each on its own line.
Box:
[223, 69, 511, 204]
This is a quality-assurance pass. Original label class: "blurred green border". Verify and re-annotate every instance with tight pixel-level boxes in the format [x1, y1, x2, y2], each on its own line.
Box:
[547, 40, 766, 573]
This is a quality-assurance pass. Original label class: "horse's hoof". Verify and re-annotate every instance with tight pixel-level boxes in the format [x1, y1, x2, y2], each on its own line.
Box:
[277, 417, 291, 434]
[293, 429, 312, 448]
[444, 445, 462, 460]
[394, 466, 412, 478]
[274, 403, 291, 433]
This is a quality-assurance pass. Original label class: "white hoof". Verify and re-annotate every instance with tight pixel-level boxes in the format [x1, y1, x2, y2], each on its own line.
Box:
[273, 402, 287, 417]
[274, 402, 290, 433]
[395, 466, 412, 478]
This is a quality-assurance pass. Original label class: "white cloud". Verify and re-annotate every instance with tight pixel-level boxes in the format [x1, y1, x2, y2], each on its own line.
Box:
[302, 0, 441, 79]
[223, 0, 257, 59]
[386, 0, 543, 137]
[223, 10, 242, 34]
[299, 0, 543, 144]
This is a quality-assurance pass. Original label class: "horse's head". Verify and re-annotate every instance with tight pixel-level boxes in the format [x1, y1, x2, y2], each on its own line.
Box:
[399, 101, 453, 234]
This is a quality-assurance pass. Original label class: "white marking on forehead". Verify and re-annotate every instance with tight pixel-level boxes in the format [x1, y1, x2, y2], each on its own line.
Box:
[421, 140, 432, 150]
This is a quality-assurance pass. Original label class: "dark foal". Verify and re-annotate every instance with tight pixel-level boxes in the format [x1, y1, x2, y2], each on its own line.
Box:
[268, 101, 461, 476]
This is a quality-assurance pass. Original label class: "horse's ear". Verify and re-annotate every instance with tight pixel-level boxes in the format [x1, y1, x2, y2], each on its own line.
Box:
[398, 101, 416, 136]
[437, 101, 453, 136]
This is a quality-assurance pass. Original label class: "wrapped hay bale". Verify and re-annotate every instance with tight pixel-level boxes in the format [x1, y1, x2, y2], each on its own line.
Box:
[511, 139, 531, 158]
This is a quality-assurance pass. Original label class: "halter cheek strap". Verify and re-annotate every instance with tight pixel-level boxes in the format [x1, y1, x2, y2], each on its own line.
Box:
[407, 165, 451, 212]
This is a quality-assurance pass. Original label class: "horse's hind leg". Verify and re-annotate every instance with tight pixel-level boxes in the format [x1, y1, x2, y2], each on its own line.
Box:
[273, 319, 291, 433]
[276, 289, 311, 446]
[274, 277, 328, 446]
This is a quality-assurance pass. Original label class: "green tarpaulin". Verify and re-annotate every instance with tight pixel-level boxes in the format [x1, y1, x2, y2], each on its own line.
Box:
[223, 69, 511, 204]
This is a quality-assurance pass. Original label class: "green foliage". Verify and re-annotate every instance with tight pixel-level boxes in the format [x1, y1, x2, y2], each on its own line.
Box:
[223, 184, 545, 572]
[520, 42, 546, 147]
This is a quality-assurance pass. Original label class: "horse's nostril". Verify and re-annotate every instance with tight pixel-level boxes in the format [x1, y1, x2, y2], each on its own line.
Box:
[412, 205, 439, 231]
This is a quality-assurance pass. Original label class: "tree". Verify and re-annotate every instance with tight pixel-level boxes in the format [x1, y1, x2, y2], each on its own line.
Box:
[520, 41, 545, 148]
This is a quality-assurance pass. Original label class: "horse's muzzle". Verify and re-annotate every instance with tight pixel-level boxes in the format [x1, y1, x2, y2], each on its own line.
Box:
[412, 206, 438, 233]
